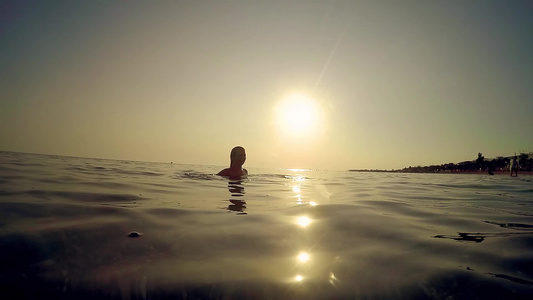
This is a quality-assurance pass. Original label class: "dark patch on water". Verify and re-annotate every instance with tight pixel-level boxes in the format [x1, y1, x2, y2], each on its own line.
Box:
[484, 221, 533, 230]
[487, 273, 533, 286]
[434, 232, 485, 243]
[434, 231, 533, 243]
[127, 231, 141, 238]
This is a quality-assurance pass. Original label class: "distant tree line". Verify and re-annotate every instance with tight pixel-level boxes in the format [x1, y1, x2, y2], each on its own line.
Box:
[399, 153, 533, 173]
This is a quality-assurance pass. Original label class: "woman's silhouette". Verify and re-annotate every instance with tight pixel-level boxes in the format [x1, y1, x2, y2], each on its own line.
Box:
[218, 146, 248, 178]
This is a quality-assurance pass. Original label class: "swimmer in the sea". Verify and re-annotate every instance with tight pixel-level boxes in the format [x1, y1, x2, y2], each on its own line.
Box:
[511, 156, 518, 177]
[218, 146, 248, 178]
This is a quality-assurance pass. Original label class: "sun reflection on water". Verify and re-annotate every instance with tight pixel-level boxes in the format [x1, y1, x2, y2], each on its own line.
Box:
[287, 175, 306, 182]
[296, 216, 312, 227]
[290, 179, 318, 206]
[286, 168, 311, 173]
[295, 175, 306, 182]
[329, 272, 339, 286]
[292, 185, 301, 194]
[297, 252, 310, 263]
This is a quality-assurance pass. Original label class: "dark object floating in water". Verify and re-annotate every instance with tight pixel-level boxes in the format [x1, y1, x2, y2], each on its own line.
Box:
[484, 221, 533, 230]
[128, 231, 141, 238]
[434, 232, 485, 243]
[487, 272, 533, 286]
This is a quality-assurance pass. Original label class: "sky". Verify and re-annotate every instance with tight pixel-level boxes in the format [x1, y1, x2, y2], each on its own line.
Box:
[1, 0, 532, 171]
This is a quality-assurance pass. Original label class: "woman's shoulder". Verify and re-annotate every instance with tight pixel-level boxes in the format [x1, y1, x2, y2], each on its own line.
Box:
[217, 168, 247, 177]
[217, 168, 231, 176]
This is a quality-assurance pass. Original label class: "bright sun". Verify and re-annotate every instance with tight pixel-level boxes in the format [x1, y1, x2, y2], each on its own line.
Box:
[275, 93, 322, 140]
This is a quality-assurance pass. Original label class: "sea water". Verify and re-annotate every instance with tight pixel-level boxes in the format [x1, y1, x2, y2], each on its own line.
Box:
[1, 151, 532, 299]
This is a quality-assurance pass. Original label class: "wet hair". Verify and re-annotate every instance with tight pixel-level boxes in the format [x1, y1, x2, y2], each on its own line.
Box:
[230, 146, 246, 166]
[231, 146, 245, 158]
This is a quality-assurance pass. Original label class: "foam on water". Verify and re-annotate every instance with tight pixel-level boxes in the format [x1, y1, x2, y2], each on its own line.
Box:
[1, 151, 532, 299]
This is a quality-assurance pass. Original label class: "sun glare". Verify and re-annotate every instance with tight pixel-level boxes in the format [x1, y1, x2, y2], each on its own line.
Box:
[297, 252, 310, 263]
[275, 93, 322, 140]
[296, 216, 312, 227]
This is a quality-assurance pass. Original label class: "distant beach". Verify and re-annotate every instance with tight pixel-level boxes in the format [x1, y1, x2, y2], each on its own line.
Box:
[351, 169, 533, 176]
[352, 152, 533, 176]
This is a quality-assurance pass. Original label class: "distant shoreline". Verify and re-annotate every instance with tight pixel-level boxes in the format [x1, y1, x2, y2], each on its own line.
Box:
[349, 169, 533, 176]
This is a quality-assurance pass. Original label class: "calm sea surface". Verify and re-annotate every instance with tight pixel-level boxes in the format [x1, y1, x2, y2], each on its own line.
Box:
[1, 151, 532, 299]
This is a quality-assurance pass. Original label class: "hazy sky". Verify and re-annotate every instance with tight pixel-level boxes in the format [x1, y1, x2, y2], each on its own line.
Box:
[1, 0, 532, 170]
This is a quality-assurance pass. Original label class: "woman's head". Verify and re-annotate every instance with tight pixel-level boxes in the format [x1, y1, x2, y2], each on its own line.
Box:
[230, 146, 246, 167]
